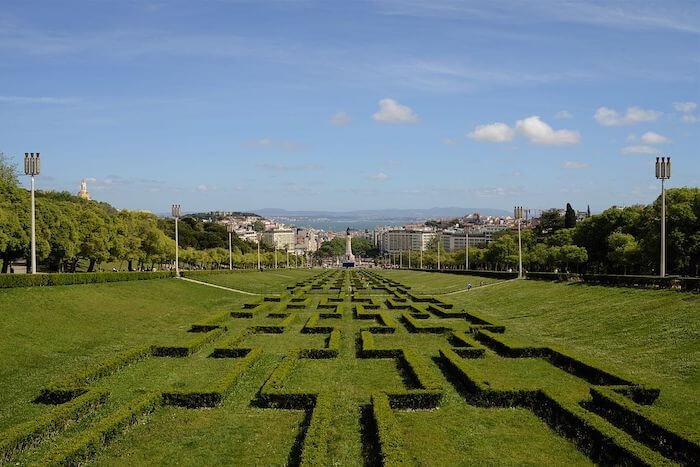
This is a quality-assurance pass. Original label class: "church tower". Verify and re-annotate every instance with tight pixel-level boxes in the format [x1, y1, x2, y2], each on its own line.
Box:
[77, 179, 91, 200]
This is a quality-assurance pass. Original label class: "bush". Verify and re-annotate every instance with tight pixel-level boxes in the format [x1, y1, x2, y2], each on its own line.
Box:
[152, 327, 225, 357]
[299, 393, 332, 467]
[0, 271, 174, 289]
[0, 390, 108, 463]
[371, 392, 409, 466]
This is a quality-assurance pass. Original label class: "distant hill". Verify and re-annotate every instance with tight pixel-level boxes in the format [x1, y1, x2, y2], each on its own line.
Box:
[255, 207, 510, 219]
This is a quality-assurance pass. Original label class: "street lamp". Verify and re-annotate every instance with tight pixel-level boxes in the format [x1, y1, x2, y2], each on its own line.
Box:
[227, 223, 234, 270]
[465, 226, 469, 271]
[256, 233, 261, 270]
[437, 232, 441, 271]
[286, 247, 289, 268]
[24, 153, 40, 274]
[514, 206, 529, 278]
[656, 157, 671, 276]
[171, 204, 181, 275]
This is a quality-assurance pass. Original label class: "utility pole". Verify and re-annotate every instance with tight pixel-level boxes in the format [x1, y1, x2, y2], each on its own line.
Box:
[171, 204, 181, 275]
[24, 153, 40, 274]
[514, 206, 528, 278]
[656, 157, 671, 276]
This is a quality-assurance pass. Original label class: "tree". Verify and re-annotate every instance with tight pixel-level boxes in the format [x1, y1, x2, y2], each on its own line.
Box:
[0, 153, 18, 186]
[535, 209, 565, 237]
[252, 220, 265, 232]
[607, 232, 640, 274]
[564, 203, 577, 228]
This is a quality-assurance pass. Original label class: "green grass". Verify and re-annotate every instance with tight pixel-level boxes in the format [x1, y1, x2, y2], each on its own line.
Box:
[0, 269, 696, 465]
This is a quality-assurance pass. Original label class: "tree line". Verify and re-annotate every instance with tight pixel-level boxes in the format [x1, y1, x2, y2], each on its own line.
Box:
[388, 189, 699, 276]
[0, 155, 296, 273]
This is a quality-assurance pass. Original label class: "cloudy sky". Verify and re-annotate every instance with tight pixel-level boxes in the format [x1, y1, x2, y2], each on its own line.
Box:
[1, 0, 698, 213]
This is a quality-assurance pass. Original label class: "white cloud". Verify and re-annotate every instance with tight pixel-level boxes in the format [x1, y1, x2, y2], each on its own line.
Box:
[621, 145, 658, 155]
[594, 106, 661, 126]
[673, 101, 697, 113]
[196, 184, 209, 192]
[681, 114, 700, 123]
[515, 116, 580, 145]
[442, 138, 457, 145]
[368, 172, 388, 181]
[554, 110, 573, 119]
[467, 122, 515, 143]
[372, 98, 419, 124]
[627, 133, 636, 141]
[562, 161, 590, 169]
[329, 111, 350, 126]
[640, 131, 669, 144]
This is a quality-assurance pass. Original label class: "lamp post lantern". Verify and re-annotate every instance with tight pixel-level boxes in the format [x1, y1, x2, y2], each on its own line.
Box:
[227, 223, 234, 270]
[171, 204, 181, 275]
[655, 157, 671, 276]
[24, 153, 40, 274]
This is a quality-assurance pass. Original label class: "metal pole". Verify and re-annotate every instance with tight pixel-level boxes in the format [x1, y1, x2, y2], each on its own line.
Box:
[518, 218, 523, 278]
[274, 248, 277, 269]
[408, 248, 411, 269]
[420, 246, 423, 270]
[174, 216, 179, 275]
[257, 236, 261, 270]
[286, 248, 289, 268]
[30, 175, 36, 274]
[661, 178, 665, 277]
[465, 228, 469, 271]
[228, 231, 232, 270]
[400, 250, 403, 268]
[437, 233, 441, 270]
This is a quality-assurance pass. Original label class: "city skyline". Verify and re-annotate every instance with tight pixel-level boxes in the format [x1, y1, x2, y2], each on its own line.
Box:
[1, 1, 698, 213]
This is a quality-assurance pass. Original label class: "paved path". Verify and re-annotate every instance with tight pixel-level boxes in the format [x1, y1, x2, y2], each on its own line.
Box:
[436, 278, 519, 296]
[178, 277, 278, 296]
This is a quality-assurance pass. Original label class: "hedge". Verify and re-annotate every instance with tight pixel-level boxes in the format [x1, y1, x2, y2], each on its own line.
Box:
[438, 347, 671, 465]
[449, 331, 486, 358]
[152, 327, 225, 357]
[526, 272, 700, 292]
[588, 387, 700, 464]
[401, 311, 450, 333]
[0, 271, 174, 289]
[190, 310, 233, 332]
[0, 390, 108, 463]
[163, 348, 262, 408]
[299, 393, 332, 467]
[42, 391, 163, 466]
[254, 313, 295, 334]
[39, 345, 152, 403]
[371, 392, 410, 466]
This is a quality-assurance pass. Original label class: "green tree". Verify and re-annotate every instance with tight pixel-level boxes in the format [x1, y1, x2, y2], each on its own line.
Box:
[564, 203, 577, 229]
[535, 209, 565, 237]
[607, 232, 640, 274]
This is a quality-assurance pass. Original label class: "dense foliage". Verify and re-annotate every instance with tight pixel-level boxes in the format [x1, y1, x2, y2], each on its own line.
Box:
[0, 163, 286, 272]
[315, 236, 378, 259]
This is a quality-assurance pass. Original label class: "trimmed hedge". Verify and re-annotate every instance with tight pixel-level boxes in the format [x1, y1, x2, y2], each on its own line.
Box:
[438, 347, 671, 465]
[42, 391, 163, 466]
[0, 390, 108, 463]
[526, 272, 700, 292]
[152, 327, 225, 357]
[254, 313, 295, 334]
[401, 311, 450, 333]
[371, 392, 410, 466]
[588, 387, 699, 464]
[300, 393, 332, 467]
[39, 345, 152, 403]
[190, 310, 232, 332]
[448, 331, 486, 358]
[163, 348, 262, 408]
[0, 271, 174, 289]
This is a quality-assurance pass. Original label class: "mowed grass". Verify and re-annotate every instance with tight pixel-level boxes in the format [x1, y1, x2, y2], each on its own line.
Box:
[449, 277, 700, 438]
[379, 269, 502, 294]
[188, 268, 318, 293]
[1, 269, 697, 465]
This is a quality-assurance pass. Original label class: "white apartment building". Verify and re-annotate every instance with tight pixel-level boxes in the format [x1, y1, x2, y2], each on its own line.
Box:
[262, 228, 295, 250]
[379, 229, 437, 253]
[441, 225, 507, 251]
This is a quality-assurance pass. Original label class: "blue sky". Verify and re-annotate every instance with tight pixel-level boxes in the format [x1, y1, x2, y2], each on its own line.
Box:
[1, 0, 698, 214]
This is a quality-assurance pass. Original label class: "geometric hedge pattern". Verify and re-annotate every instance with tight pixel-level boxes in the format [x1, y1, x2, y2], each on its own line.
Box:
[0, 269, 697, 465]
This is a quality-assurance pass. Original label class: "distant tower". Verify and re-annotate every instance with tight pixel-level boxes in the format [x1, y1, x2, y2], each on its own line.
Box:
[77, 179, 91, 200]
[344, 227, 355, 264]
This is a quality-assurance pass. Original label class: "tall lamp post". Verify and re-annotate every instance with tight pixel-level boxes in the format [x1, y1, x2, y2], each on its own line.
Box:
[256, 233, 261, 270]
[227, 223, 234, 270]
[656, 157, 671, 276]
[465, 226, 469, 271]
[286, 247, 289, 268]
[514, 206, 528, 279]
[171, 204, 181, 275]
[24, 153, 40, 274]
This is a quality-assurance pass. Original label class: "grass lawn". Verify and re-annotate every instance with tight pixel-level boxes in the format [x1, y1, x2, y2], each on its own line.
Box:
[0, 268, 696, 465]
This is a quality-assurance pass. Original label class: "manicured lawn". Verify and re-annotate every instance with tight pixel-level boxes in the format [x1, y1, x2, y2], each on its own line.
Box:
[1, 269, 696, 465]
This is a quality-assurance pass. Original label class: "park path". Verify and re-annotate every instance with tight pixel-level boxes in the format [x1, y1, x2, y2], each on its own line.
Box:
[178, 276, 277, 296]
[435, 278, 519, 296]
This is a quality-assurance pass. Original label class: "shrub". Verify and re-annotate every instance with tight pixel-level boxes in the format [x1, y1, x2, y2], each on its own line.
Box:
[300, 393, 332, 467]
[0, 390, 108, 463]
[152, 327, 225, 357]
[371, 392, 409, 466]
[0, 271, 174, 289]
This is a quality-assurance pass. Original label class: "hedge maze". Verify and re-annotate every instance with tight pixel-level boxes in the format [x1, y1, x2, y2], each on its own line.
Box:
[1, 269, 697, 465]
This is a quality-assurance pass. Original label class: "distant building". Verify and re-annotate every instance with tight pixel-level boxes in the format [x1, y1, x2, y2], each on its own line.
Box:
[441, 226, 505, 251]
[262, 228, 295, 250]
[378, 229, 436, 253]
[77, 179, 91, 200]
